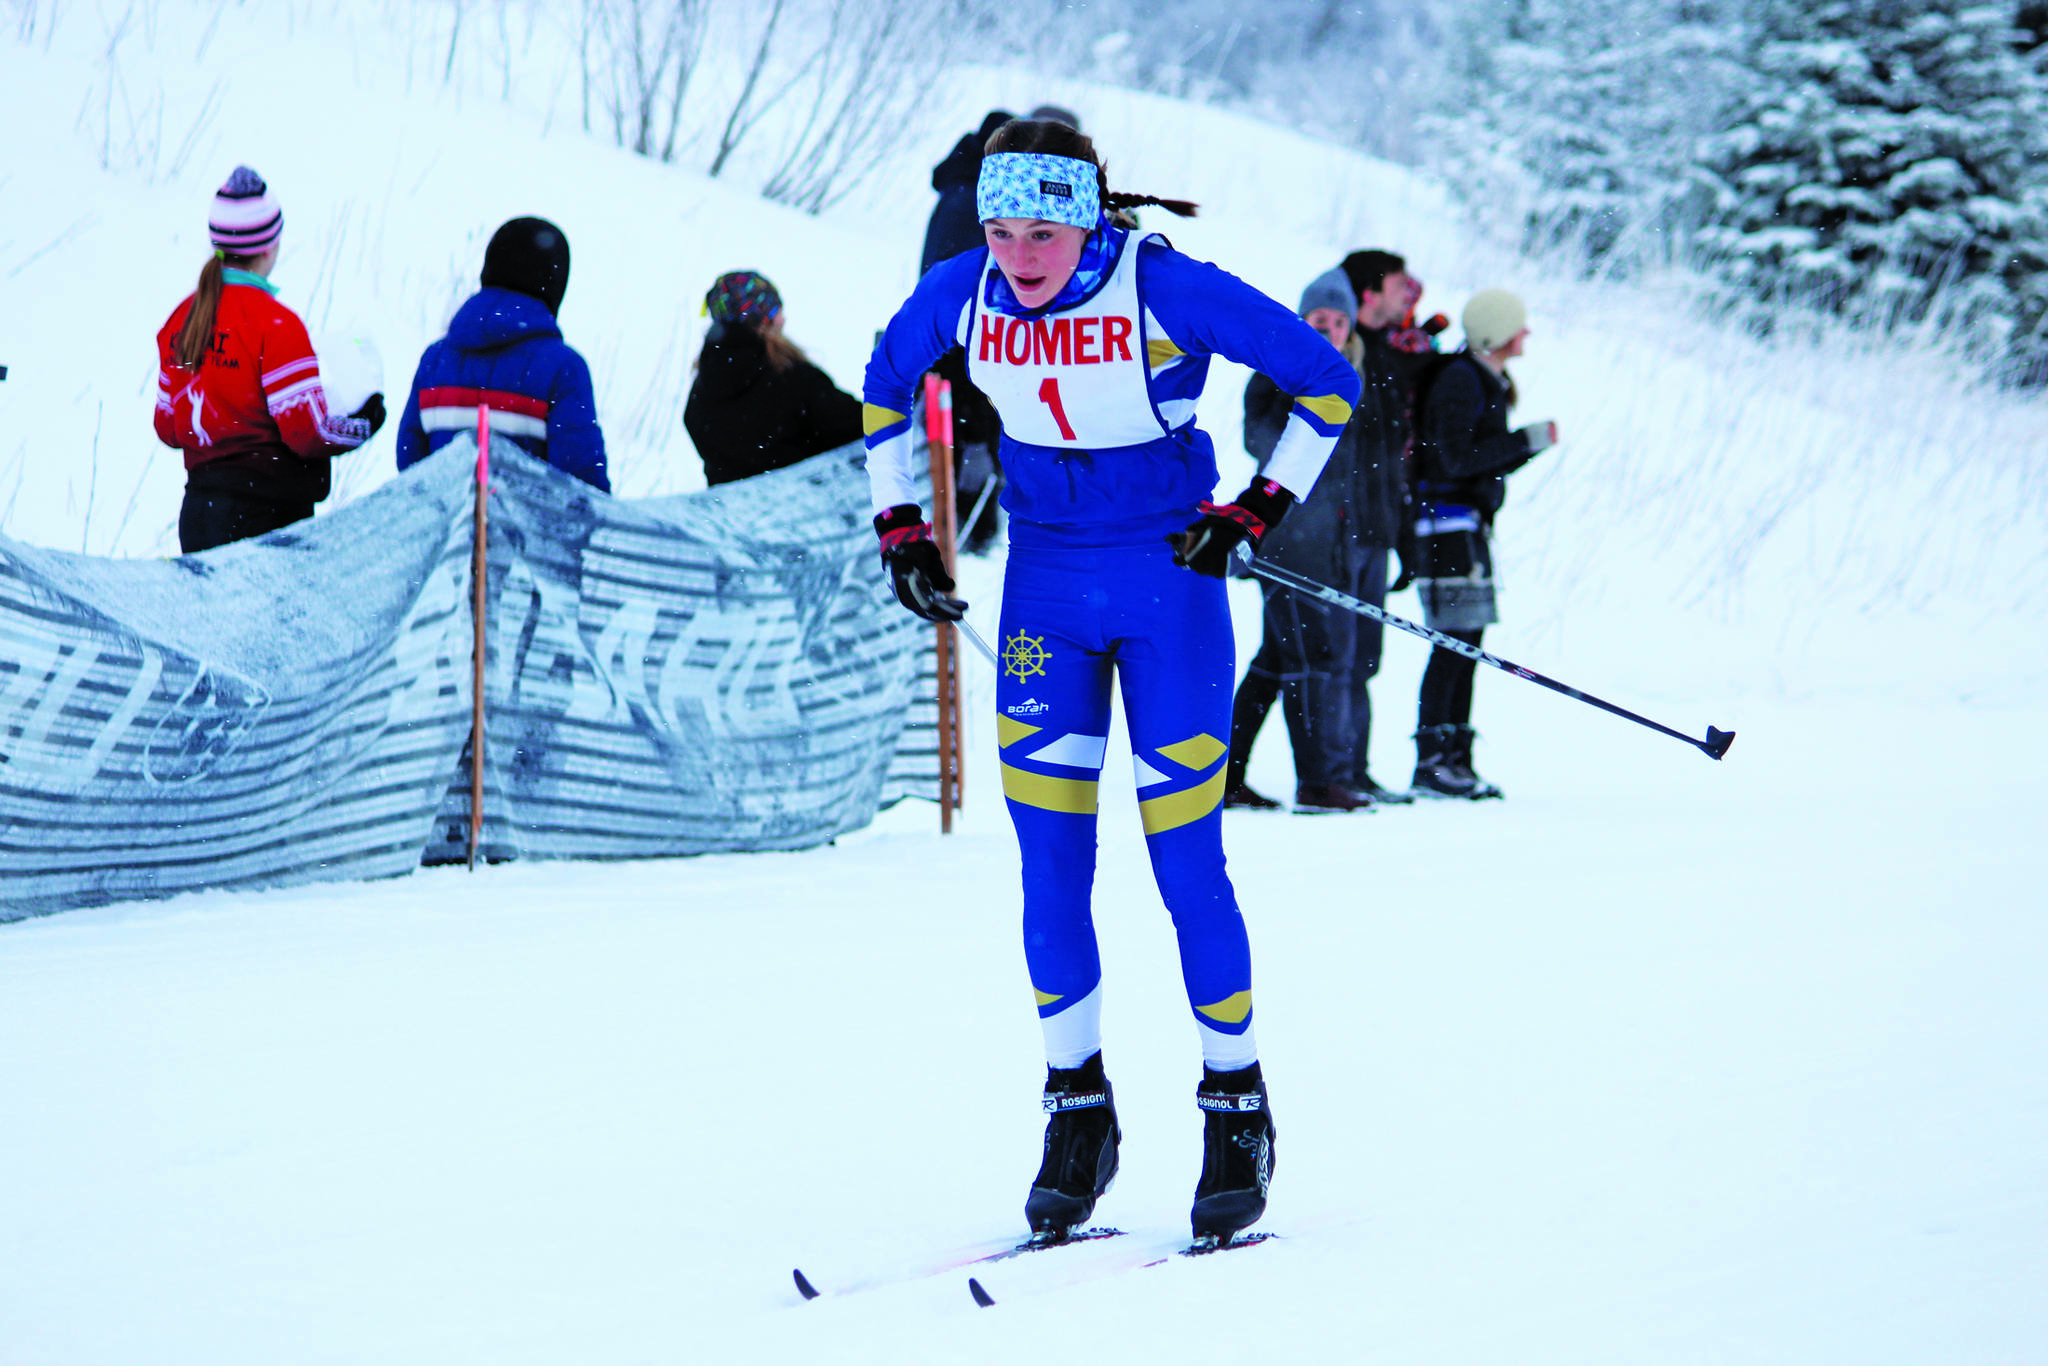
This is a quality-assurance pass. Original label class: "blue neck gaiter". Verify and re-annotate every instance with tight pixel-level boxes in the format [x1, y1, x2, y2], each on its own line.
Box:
[985, 219, 1127, 319]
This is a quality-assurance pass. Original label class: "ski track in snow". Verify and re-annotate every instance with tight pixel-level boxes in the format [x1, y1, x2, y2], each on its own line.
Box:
[3, 4, 2047, 1363]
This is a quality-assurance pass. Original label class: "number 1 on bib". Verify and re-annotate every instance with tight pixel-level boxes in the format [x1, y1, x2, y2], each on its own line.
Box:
[1037, 376, 1078, 442]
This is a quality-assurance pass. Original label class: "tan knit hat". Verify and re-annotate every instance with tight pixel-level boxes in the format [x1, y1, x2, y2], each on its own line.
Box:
[1462, 289, 1528, 354]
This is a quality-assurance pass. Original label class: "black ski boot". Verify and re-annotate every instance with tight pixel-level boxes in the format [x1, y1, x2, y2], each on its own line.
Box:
[1412, 723, 1484, 799]
[1191, 1062, 1276, 1244]
[1448, 724, 1503, 799]
[1025, 1052, 1121, 1239]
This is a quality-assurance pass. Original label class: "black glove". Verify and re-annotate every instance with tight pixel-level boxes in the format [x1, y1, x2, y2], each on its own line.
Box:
[1392, 516, 1419, 593]
[349, 392, 387, 437]
[1166, 478, 1294, 578]
[875, 504, 967, 622]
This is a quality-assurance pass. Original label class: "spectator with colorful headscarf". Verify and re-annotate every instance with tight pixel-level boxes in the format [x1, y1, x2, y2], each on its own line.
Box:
[684, 270, 863, 487]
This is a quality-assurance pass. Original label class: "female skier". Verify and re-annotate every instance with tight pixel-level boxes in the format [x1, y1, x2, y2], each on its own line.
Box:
[863, 119, 1360, 1245]
[154, 166, 384, 553]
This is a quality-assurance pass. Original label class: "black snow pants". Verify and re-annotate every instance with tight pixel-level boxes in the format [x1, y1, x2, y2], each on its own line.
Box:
[179, 486, 315, 554]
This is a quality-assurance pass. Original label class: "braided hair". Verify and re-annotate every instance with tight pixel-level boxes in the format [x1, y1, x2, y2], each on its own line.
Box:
[984, 119, 1198, 220]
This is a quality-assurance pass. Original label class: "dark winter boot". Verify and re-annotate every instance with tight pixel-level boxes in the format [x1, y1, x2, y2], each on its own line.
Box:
[1411, 724, 1483, 799]
[1293, 783, 1373, 814]
[1223, 782, 1282, 810]
[1448, 725, 1503, 800]
[1025, 1052, 1121, 1238]
[1191, 1062, 1276, 1244]
[1353, 773, 1415, 806]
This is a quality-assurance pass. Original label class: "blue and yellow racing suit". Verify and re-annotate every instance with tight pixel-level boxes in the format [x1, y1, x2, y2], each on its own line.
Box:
[864, 225, 1360, 1068]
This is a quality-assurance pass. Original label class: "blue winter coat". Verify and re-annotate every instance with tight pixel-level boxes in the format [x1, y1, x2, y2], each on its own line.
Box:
[395, 287, 608, 491]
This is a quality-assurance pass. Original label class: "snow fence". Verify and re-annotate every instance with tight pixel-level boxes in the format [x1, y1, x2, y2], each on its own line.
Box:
[0, 440, 933, 920]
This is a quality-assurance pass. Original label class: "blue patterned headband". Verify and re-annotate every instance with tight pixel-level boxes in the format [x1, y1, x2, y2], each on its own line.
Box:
[976, 153, 1101, 229]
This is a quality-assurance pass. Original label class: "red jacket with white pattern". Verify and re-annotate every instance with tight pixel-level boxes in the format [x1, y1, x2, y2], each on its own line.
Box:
[154, 275, 371, 504]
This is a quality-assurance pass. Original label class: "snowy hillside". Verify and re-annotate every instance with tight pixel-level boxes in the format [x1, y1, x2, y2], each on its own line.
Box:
[4, 2, 2046, 1363]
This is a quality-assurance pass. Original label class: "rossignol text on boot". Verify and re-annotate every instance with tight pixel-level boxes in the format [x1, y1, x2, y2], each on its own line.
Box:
[1190, 1061, 1275, 1243]
[1025, 1051, 1121, 1238]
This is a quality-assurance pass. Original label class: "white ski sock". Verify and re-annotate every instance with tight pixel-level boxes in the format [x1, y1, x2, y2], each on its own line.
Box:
[1040, 984, 1104, 1069]
[1196, 1018, 1258, 1071]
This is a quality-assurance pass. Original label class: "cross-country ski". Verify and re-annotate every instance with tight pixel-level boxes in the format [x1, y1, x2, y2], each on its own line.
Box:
[792, 1226, 1127, 1302]
[965, 1230, 1280, 1307]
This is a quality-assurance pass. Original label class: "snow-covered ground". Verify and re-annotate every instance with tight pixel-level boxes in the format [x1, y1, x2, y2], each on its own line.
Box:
[5, 621, 2044, 1363]
[4, 3, 2046, 1362]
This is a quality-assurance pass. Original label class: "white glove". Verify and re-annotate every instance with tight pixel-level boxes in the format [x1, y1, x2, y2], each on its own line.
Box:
[1519, 420, 1558, 454]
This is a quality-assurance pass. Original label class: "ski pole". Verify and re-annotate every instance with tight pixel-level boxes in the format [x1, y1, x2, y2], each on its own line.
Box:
[958, 618, 999, 668]
[1240, 550, 1735, 761]
[959, 475, 998, 547]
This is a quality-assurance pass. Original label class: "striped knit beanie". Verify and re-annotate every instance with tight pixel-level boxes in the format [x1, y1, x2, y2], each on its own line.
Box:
[208, 166, 283, 255]
[703, 271, 781, 327]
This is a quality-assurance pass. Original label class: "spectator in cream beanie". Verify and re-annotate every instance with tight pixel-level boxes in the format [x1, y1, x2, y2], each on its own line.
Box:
[1404, 287, 1559, 800]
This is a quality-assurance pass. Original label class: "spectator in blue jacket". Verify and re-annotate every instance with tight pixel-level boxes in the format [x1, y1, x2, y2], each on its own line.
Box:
[395, 216, 608, 491]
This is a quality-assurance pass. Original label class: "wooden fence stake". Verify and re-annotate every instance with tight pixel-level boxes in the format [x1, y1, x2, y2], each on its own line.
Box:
[922, 373, 963, 834]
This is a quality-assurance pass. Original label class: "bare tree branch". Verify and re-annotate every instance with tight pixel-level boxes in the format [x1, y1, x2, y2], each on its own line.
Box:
[708, 0, 788, 178]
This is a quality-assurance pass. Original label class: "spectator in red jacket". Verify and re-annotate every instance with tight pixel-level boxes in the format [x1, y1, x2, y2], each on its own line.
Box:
[154, 166, 384, 553]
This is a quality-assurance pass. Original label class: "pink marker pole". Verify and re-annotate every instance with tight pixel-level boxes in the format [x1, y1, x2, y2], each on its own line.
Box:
[468, 405, 490, 870]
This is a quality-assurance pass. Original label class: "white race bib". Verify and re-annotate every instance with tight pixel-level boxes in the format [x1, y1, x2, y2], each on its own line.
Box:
[966, 233, 1172, 450]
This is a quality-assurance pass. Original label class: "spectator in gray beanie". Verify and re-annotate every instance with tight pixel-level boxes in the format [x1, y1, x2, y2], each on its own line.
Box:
[1223, 267, 1384, 814]
[1296, 269, 1354, 322]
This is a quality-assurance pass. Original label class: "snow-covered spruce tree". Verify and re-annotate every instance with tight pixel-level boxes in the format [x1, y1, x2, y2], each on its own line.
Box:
[1698, 0, 2048, 383]
[969, 0, 1450, 161]
[1426, 0, 1760, 272]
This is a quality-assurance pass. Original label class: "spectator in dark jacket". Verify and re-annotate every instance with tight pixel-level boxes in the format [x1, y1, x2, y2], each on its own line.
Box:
[921, 109, 1016, 275]
[396, 216, 607, 491]
[919, 107, 1041, 553]
[1222, 268, 1380, 815]
[1332, 249, 1423, 802]
[1409, 288, 1559, 800]
[683, 270, 862, 487]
